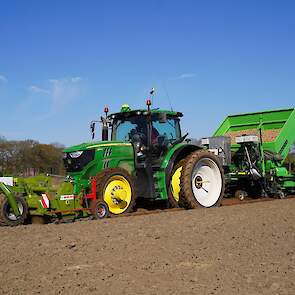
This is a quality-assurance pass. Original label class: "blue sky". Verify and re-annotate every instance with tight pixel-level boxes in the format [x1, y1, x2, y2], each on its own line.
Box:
[0, 0, 295, 146]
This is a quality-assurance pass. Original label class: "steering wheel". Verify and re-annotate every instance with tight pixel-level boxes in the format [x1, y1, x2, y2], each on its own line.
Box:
[137, 132, 147, 143]
[129, 129, 147, 145]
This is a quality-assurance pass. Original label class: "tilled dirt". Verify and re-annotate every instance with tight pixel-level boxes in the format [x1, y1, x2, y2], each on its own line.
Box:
[1, 199, 295, 295]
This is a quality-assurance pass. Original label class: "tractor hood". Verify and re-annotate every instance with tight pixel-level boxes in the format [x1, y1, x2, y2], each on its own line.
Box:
[63, 140, 135, 195]
[63, 141, 132, 153]
[63, 140, 134, 176]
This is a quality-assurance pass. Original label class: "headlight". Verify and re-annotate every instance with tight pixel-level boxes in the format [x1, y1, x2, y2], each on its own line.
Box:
[69, 151, 83, 158]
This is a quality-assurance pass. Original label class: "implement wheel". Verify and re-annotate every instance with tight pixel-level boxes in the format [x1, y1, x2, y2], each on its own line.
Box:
[91, 200, 110, 219]
[0, 194, 28, 226]
[169, 159, 185, 208]
[179, 150, 225, 208]
[234, 190, 248, 201]
[96, 168, 136, 216]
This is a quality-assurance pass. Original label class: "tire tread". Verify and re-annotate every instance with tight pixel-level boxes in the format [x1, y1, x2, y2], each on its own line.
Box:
[179, 150, 225, 209]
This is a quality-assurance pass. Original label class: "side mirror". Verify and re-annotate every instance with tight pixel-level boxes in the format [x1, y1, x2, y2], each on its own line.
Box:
[158, 113, 167, 123]
[90, 122, 95, 139]
[101, 116, 109, 141]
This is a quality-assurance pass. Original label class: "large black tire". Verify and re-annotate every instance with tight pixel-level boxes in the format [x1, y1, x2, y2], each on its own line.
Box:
[95, 168, 136, 216]
[168, 159, 185, 208]
[0, 194, 28, 226]
[179, 150, 225, 209]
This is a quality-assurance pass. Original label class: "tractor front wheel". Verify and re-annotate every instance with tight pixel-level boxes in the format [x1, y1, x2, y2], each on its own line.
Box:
[179, 150, 225, 208]
[0, 194, 28, 226]
[96, 168, 136, 216]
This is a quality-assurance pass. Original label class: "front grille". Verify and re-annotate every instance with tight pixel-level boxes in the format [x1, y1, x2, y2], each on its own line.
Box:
[63, 149, 95, 172]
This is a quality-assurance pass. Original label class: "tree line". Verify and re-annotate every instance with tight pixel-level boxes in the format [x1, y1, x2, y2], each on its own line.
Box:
[0, 137, 65, 176]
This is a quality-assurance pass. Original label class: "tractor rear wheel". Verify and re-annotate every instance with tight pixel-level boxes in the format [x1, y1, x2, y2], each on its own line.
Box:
[96, 168, 136, 216]
[179, 150, 225, 208]
[169, 159, 185, 208]
[0, 194, 28, 226]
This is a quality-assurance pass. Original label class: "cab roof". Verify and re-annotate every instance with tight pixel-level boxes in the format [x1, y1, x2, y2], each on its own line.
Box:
[108, 109, 183, 119]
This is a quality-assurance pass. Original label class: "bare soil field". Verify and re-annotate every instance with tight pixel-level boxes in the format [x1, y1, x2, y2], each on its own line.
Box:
[1, 198, 295, 295]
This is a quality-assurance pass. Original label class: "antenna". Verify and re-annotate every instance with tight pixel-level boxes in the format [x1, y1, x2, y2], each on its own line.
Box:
[148, 87, 155, 107]
[150, 87, 155, 98]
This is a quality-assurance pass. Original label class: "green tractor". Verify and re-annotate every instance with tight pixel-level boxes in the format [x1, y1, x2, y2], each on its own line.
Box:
[0, 100, 225, 225]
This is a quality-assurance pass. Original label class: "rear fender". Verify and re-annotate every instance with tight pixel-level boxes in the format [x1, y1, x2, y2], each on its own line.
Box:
[156, 143, 201, 199]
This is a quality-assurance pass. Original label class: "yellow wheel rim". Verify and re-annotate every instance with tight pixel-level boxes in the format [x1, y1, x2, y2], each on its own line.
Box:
[171, 166, 182, 202]
[103, 175, 132, 214]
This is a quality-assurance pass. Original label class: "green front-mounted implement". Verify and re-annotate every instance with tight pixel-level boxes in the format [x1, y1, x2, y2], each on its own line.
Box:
[0, 175, 109, 226]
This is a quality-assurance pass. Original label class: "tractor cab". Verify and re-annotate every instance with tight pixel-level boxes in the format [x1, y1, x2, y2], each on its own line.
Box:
[109, 104, 183, 165]
[95, 103, 186, 202]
